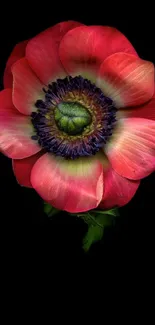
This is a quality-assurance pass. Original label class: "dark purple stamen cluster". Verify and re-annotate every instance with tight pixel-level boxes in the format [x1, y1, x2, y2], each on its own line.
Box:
[31, 76, 117, 159]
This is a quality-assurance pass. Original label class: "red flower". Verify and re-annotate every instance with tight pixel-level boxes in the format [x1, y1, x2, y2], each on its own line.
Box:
[0, 21, 155, 213]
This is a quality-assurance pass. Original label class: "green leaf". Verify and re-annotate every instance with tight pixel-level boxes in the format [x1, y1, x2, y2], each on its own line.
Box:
[44, 202, 60, 218]
[91, 208, 119, 217]
[83, 222, 104, 252]
[81, 209, 119, 252]
[43, 201, 119, 251]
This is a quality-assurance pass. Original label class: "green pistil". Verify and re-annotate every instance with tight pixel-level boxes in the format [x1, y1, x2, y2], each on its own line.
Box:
[54, 102, 92, 135]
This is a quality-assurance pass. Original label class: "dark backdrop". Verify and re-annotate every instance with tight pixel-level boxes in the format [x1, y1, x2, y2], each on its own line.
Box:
[0, 4, 154, 269]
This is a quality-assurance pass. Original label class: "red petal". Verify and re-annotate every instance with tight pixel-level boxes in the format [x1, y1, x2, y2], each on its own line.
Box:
[100, 166, 140, 209]
[26, 21, 82, 85]
[124, 89, 155, 120]
[59, 25, 138, 77]
[105, 118, 155, 180]
[97, 53, 154, 108]
[12, 58, 44, 115]
[13, 151, 43, 188]
[0, 89, 41, 159]
[3, 40, 28, 88]
[31, 153, 104, 213]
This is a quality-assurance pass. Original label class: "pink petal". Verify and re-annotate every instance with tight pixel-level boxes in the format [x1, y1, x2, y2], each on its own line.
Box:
[26, 21, 82, 85]
[3, 40, 28, 88]
[100, 165, 140, 209]
[12, 151, 43, 188]
[59, 25, 138, 78]
[31, 153, 104, 213]
[97, 52, 154, 108]
[0, 89, 41, 159]
[105, 117, 155, 180]
[124, 89, 155, 120]
[12, 58, 44, 115]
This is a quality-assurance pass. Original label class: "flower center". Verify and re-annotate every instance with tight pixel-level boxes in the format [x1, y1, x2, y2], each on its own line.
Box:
[54, 102, 92, 135]
[31, 76, 117, 159]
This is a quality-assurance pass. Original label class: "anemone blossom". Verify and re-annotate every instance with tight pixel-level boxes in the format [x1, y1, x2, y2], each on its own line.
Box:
[0, 21, 155, 213]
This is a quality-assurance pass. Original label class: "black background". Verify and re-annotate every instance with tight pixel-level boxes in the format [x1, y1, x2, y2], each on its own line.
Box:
[0, 4, 154, 270]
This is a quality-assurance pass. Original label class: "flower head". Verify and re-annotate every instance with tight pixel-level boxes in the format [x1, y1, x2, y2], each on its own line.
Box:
[0, 21, 155, 213]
